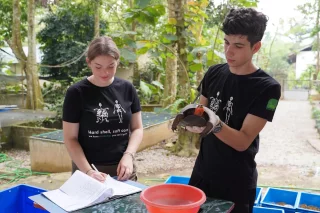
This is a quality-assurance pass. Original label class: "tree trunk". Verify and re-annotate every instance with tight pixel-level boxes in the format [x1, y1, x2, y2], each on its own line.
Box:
[176, 0, 190, 100]
[170, 128, 200, 157]
[265, 26, 278, 70]
[189, 0, 207, 86]
[27, 0, 43, 109]
[94, 0, 100, 37]
[130, 0, 140, 89]
[196, 52, 204, 86]
[169, 0, 199, 157]
[163, 0, 177, 107]
[163, 54, 177, 106]
[8, 0, 43, 109]
[9, 0, 27, 63]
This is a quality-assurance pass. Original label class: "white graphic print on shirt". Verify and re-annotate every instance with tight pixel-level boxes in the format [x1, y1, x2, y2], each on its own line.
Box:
[209, 91, 222, 113]
[113, 100, 126, 123]
[88, 100, 129, 138]
[94, 103, 109, 123]
[223, 97, 233, 124]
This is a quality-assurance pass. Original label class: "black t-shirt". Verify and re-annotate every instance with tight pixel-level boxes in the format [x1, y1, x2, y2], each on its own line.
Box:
[194, 63, 281, 190]
[62, 77, 141, 165]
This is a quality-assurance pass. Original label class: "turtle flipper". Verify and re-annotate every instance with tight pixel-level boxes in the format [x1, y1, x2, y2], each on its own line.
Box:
[200, 122, 214, 137]
[171, 114, 184, 131]
[200, 106, 219, 137]
[181, 115, 207, 127]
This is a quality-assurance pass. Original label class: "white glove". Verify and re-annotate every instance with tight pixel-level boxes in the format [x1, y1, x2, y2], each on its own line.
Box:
[185, 106, 220, 136]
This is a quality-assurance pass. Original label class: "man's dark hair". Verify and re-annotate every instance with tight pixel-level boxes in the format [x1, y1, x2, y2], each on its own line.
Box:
[222, 8, 268, 46]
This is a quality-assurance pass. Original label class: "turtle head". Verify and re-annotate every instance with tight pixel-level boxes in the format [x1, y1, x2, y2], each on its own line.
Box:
[194, 104, 205, 116]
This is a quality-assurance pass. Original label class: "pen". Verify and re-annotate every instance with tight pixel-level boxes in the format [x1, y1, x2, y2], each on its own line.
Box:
[91, 164, 99, 172]
[91, 164, 106, 182]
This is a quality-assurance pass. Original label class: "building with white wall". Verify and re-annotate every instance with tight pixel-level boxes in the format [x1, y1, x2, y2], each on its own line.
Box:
[295, 50, 317, 79]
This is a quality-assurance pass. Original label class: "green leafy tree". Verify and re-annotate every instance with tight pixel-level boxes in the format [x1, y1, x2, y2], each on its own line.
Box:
[296, 0, 320, 79]
[37, 2, 107, 81]
[166, 0, 258, 157]
[0, 0, 44, 109]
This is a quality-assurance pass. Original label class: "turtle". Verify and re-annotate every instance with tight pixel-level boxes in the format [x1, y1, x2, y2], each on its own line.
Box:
[171, 104, 216, 137]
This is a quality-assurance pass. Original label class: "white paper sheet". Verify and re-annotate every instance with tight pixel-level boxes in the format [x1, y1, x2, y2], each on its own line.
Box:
[42, 171, 141, 212]
[42, 171, 113, 212]
[104, 175, 142, 196]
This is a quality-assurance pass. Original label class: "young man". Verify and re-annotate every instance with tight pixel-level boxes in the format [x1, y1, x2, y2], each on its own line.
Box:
[186, 8, 281, 213]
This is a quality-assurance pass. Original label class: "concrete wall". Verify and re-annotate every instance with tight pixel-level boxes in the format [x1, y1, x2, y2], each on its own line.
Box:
[2, 125, 57, 150]
[29, 120, 176, 173]
[296, 51, 316, 79]
[284, 90, 309, 101]
[0, 93, 26, 108]
[141, 104, 162, 112]
[138, 120, 176, 152]
[29, 138, 72, 173]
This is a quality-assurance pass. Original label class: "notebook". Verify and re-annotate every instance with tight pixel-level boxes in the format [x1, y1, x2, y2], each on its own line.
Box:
[42, 170, 142, 212]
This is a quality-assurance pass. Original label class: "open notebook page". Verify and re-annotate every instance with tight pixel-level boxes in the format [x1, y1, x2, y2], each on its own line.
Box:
[104, 175, 142, 196]
[43, 170, 113, 212]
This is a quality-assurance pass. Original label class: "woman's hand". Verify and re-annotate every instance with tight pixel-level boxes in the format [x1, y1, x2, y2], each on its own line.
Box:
[117, 154, 133, 181]
[87, 170, 107, 182]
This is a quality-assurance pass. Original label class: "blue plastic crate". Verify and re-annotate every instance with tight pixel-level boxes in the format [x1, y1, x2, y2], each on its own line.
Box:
[164, 175, 190, 185]
[261, 188, 299, 213]
[254, 206, 285, 213]
[0, 184, 47, 213]
[255, 187, 263, 206]
[295, 192, 320, 213]
[0, 108, 10, 112]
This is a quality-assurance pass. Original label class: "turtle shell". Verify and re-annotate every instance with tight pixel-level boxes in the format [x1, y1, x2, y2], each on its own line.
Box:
[179, 114, 208, 127]
[179, 105, 209, 127]
[171, 104, 216, 137]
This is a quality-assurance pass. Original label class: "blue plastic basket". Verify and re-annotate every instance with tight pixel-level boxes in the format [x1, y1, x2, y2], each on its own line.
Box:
[0, 184, 47, 213]
[0, 108, 10, 112]
[295, 192, 320, 213]
[261, 188, 299, 213]
[164, 175, 190, 185]
[255, 187, 263, 206]
[254, 206, 285, 213]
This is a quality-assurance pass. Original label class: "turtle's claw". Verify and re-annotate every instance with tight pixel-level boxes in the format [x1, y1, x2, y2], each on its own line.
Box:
[171, 114, 184, 132]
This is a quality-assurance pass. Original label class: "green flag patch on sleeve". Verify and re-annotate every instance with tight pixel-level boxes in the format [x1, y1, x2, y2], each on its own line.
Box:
[266, 99, 278, 111]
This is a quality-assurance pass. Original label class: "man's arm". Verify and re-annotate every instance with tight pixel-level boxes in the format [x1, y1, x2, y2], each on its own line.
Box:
[199, 95, 267, 152]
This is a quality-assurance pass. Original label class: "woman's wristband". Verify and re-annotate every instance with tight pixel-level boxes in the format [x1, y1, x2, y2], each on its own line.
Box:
[123, 151, 135, 160]
[86, 169, 94, 174]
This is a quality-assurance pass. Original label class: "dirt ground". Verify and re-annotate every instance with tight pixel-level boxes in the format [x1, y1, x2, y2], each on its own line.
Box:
[0, 100, 320, 192]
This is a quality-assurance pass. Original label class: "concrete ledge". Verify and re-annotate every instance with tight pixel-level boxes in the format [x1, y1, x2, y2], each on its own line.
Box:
[29, 137, 72, 173]
[138, 119, 175, 152]
[29, 119, 175, 173]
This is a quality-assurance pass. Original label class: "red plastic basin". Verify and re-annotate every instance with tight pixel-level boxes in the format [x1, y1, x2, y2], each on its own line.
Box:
[140, 183, 206, 213]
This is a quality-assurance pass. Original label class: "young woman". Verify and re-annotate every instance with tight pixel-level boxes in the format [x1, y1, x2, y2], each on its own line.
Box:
[63, 36, 143, 182]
